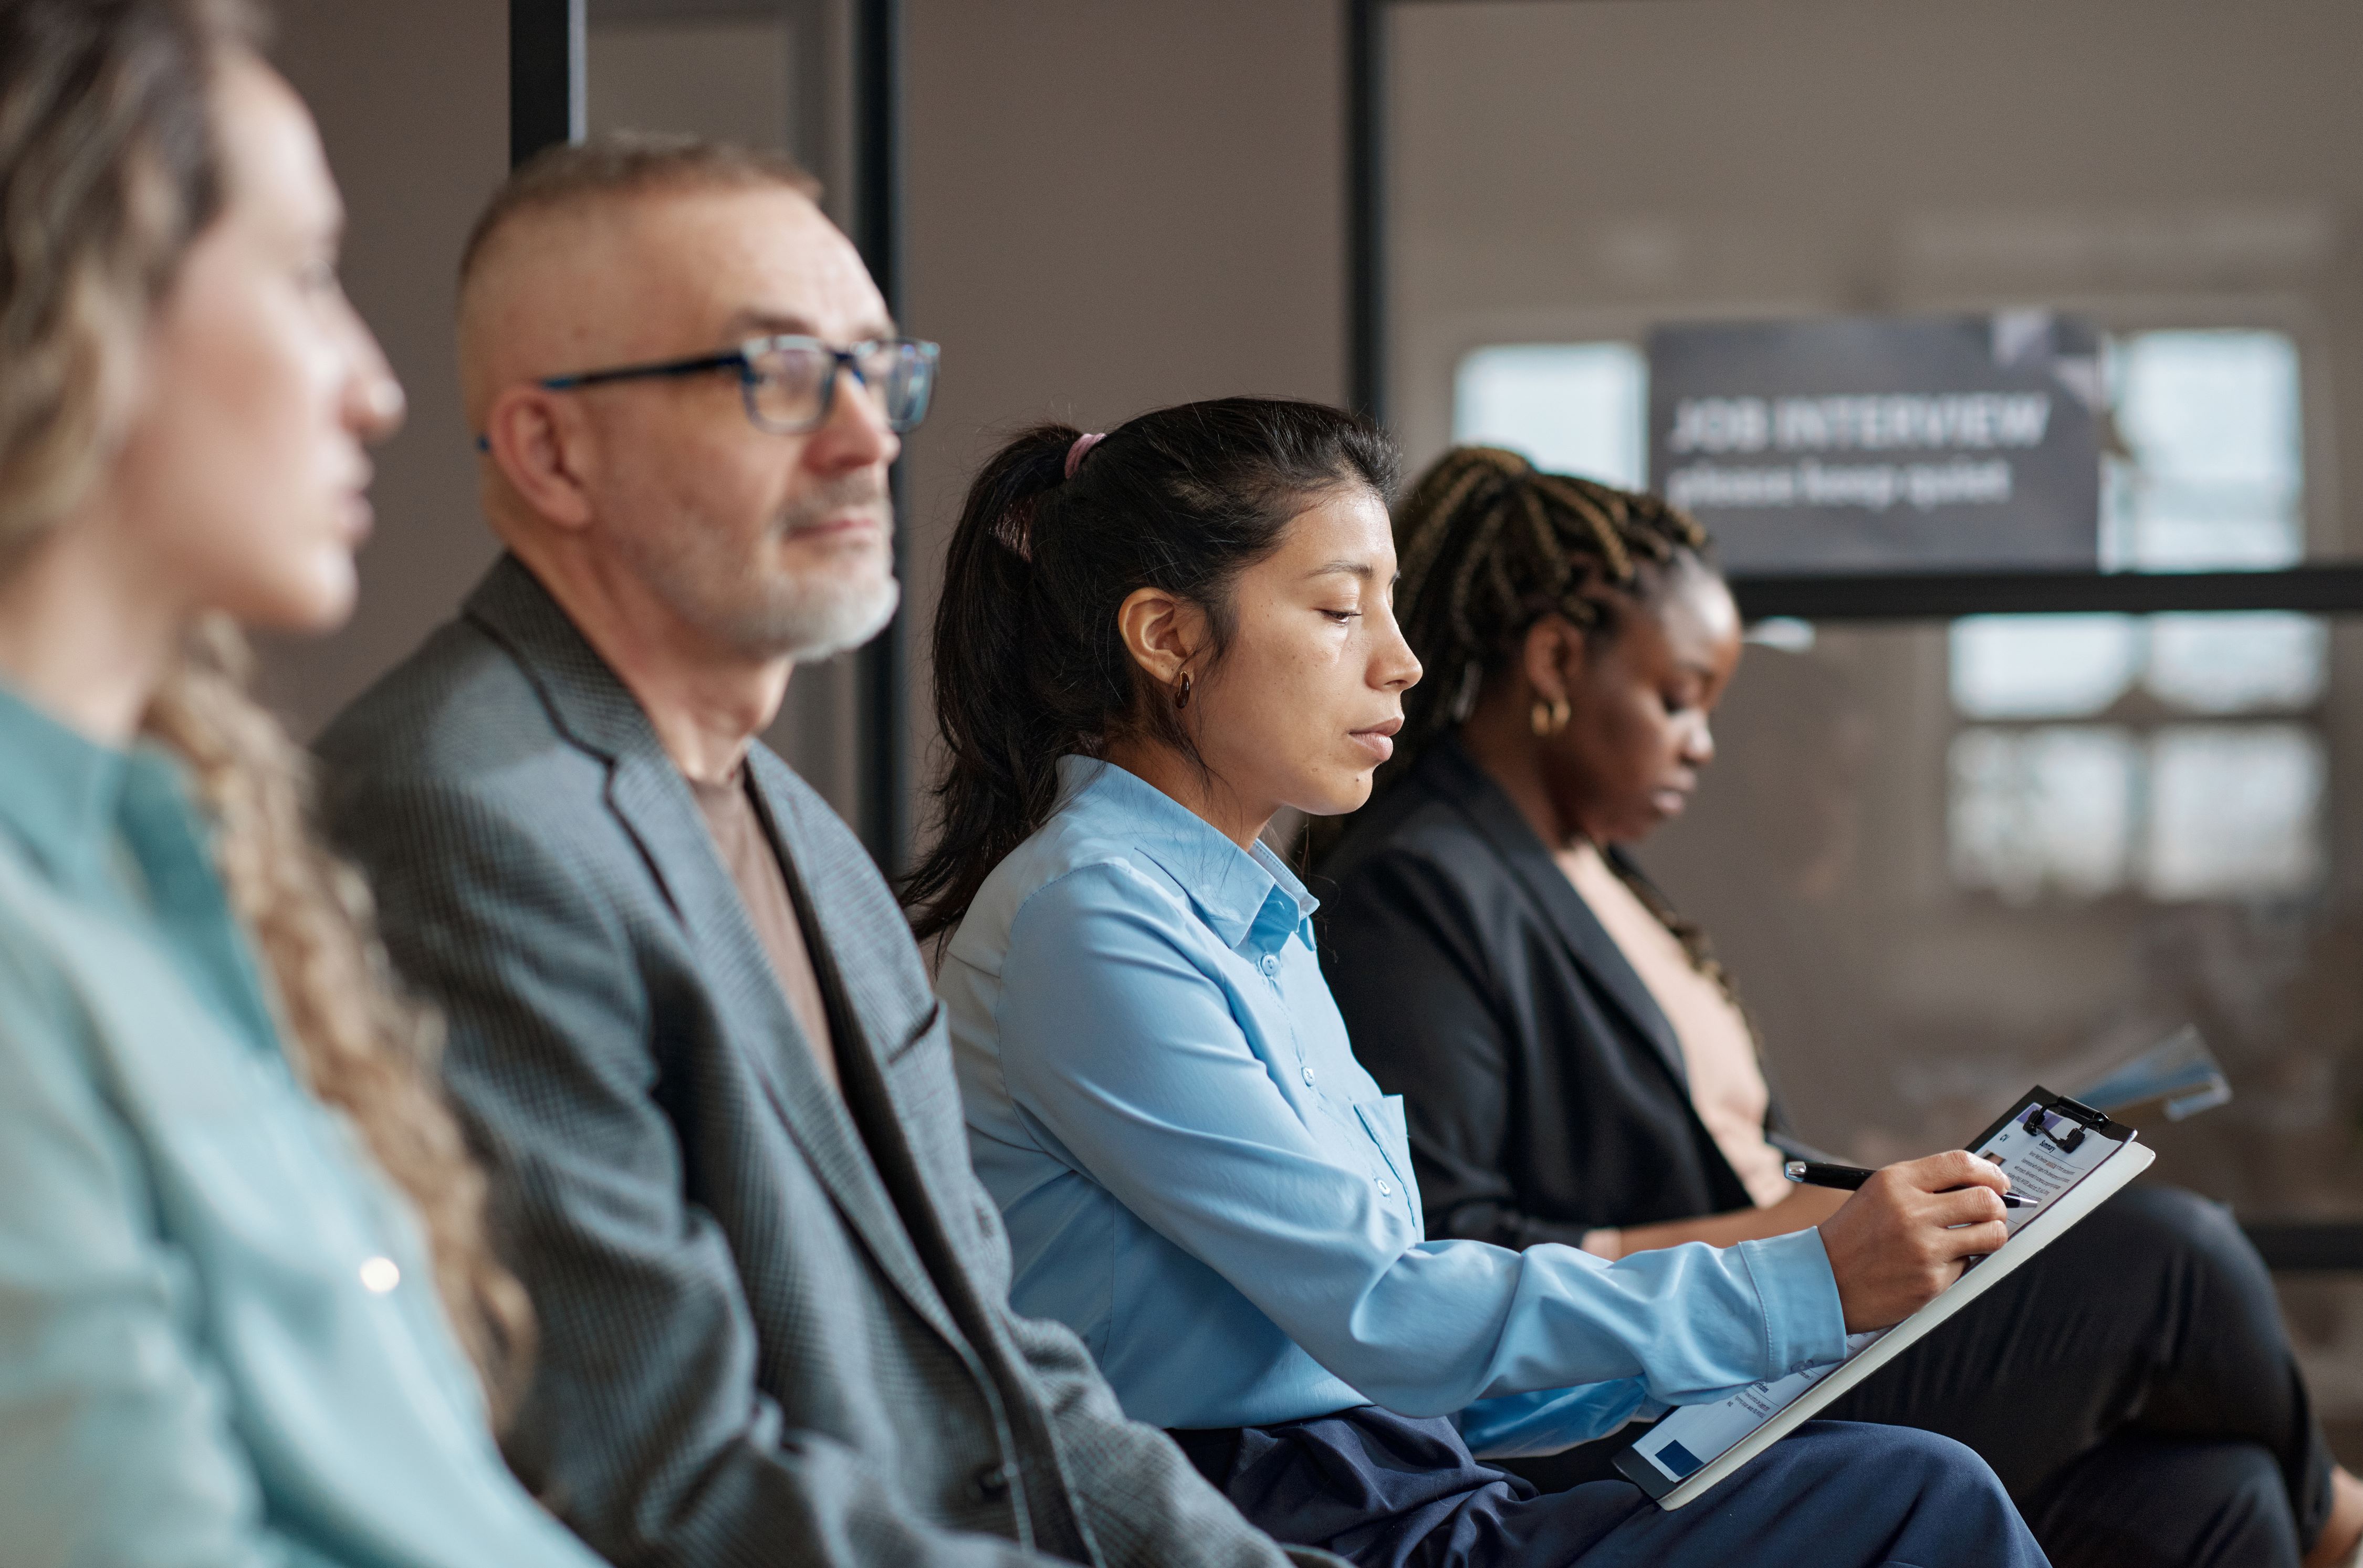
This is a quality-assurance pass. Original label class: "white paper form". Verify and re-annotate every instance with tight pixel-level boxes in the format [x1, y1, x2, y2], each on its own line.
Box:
[1974, 1103, 2118, 1235]
[1619, 1092, 2136, 1503]
[1625, 1330, 1889, 1483]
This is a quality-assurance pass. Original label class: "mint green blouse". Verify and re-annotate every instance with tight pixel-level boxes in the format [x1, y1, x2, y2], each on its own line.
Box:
[0, 682, 604, 1568]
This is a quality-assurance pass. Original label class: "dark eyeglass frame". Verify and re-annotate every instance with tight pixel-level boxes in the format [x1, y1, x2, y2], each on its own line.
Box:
[536, 332, 940, 435]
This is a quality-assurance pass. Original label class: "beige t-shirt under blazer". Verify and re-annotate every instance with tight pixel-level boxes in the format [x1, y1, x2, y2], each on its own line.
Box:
[1558, 841, 1793, 1212]
[687, 769, 841, 1095]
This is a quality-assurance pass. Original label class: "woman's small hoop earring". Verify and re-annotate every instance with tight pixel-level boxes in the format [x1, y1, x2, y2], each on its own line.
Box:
[1530, 696, 1571, 737]
[1175, 672, 1193, 710]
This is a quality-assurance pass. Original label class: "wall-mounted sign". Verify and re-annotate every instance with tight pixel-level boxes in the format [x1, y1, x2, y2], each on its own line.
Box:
[1647, 313, 2102, 574]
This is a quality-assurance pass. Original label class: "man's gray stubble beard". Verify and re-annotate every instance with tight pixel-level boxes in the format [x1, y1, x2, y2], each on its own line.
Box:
[759, 477, 900, 661]
[770, 559, 900, 662]
[623, 474, 900, 663]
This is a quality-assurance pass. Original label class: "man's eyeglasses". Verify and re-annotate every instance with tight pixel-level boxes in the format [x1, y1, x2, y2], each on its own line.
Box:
[537, 333, 940, 435]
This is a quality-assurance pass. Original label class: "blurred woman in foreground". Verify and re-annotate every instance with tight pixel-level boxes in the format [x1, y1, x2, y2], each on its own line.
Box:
[0, 3, 612, 1562]
[1316, 445, 2363, 1568]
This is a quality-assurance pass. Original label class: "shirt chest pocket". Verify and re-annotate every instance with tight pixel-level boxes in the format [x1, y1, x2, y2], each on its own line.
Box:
[1353, 1095, 1425, 1236]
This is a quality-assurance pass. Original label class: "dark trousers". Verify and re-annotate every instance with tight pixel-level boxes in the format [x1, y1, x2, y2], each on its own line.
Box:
[1507, 1185, 2337, 1568]
[1173, 1407, 2045, 1568]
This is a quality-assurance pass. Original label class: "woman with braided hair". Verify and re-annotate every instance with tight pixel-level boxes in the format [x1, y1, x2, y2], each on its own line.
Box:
[1316, 446, 2363, 1568]
[919, 399, 2048, 1568]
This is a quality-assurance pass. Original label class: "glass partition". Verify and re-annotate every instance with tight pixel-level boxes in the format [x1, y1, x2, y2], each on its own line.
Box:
[1640, 615, 2361, 1197]
[1375, 0, 2363, 1462]
[1387, 0, 2361, 577]
[1635, 612, 2363, 1450]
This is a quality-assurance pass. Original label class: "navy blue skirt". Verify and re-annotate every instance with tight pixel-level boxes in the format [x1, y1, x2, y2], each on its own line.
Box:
[1172, 1405, 2047, 1568]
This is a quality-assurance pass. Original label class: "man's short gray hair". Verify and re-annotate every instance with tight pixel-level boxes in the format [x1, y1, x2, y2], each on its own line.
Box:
[458, 131, 821, 291]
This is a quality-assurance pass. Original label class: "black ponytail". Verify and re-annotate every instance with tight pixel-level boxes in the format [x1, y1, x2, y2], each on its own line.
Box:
[903, 396, 1396, 942]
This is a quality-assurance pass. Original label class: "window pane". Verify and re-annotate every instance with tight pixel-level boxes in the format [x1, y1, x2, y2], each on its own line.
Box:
[1640, 624, 2360, 1232]
[2145, 724, 2324, 900]
[1950, 615, 2139, 719]
[1452, 342, 1647, 490]
[2146, 613, 2327, 714]
[1449, 328, 2311, 577]
[2104, 329, 2303, 571]
[1952, 612, 2330, 723]
[1949, 727, 2136, 900]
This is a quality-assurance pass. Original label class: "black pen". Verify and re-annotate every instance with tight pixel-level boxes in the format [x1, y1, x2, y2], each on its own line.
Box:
[1784, 1159, 2035, 1208]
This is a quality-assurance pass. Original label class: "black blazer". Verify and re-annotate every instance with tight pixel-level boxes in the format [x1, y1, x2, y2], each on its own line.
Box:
[1316, 736, 1765, 1246]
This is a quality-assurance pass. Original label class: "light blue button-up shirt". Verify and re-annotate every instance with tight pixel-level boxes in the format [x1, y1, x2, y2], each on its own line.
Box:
[940, 757, 1848, 1457]
[0, 681, 605, 1568]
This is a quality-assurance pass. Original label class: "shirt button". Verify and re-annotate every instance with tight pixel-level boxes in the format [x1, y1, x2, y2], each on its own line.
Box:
[1301, 1065, 1316, 1086]
[971, 1461, 1011, 1502]
[1261, 955, 1279, 977]
[1376, 1178, 1393, 1196]
[359, 1257, 401, 1294]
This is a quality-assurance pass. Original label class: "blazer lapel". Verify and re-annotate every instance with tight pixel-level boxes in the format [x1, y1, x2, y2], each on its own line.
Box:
[1426, 737, 1692, 1092]
[741, 755, 979, 1279]
[463, 557, 968, 1350]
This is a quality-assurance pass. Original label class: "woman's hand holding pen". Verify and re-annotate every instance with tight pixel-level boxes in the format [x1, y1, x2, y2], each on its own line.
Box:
[1816, 1152, 2013, 1333]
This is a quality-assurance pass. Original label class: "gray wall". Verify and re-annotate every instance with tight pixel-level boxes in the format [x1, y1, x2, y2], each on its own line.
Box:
[263, 0, 509, 733]
[900, 0, 1345, 809]
[262, 0, 1348, 848]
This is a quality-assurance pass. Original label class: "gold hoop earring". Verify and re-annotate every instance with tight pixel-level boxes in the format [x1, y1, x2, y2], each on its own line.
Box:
[1530, 696, 1571, 737]
[1175, 672, 1193, 710]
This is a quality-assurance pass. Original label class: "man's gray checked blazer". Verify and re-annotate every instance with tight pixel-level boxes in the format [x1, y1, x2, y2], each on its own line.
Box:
[316, 556, 1327, 1568]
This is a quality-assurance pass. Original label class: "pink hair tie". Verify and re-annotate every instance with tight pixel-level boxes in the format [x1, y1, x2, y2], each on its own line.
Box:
[1064, 432, 1106, 479]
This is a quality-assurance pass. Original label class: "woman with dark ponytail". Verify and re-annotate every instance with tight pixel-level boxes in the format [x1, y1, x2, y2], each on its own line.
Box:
[907, 405, 1391, 941]
[918, 399, 2046, 1568]
[1318, 446, 2363, 1568]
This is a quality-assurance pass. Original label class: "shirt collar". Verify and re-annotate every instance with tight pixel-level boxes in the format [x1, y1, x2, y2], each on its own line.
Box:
[1053, 755, 1319, 954]
[0, 678, 138, 890]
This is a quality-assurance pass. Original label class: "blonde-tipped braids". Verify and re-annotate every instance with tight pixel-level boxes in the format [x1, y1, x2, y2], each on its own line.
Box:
[1389, 446, 1708, 782]
[1356, 446, 1745, 1010]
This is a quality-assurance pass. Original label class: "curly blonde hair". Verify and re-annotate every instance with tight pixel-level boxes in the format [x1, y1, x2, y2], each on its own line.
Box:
[0, 0, 532, 1419]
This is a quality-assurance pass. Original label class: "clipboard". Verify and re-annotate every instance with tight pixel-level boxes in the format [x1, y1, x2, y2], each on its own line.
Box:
[1614, 1086, 2153, 1510]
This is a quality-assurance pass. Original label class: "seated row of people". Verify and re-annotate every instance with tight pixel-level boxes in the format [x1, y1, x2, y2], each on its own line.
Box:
[1318, 450, 2351, 1555]
[0, 4, 2352, 1566]
[912, 409, 2357, 1568]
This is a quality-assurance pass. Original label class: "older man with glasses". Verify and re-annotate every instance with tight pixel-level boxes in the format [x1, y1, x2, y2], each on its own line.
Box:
[317, 134, 1334, 1568]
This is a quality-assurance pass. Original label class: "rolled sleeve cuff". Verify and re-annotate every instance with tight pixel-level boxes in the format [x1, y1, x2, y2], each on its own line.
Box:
[1453, 1379, 1667, 1460]
[1735, 1227, 1849, 1377]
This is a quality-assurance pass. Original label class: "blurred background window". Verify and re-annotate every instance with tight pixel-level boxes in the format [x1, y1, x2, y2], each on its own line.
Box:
[1453, 335, 2332, 907]
[1637, 616, 2362, 1217]
[1375, 0, 2363, 1470]
[2103, 330, 2305, 572]
[1947, 725, 2138, 901]
[1950, 614, 2142, 719]
[2147, 723, 2326, 900]
[1452, 342, 1647, 490]
[1947, 611, 2330, 903]
[2149, 612, 2330, 713]
[1452, 327, 2307, 575]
